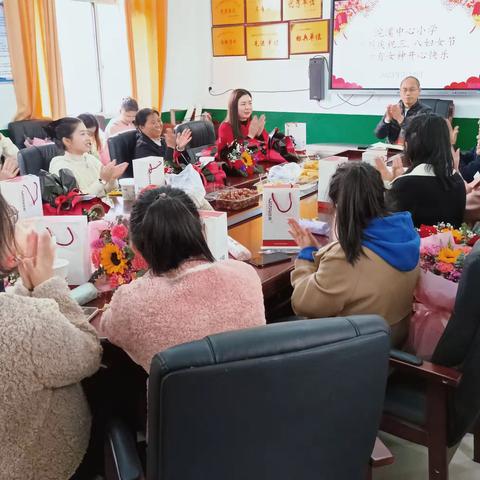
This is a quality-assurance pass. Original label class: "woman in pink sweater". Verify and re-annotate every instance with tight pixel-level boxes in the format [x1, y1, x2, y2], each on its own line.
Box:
[100, 187, 266, 371]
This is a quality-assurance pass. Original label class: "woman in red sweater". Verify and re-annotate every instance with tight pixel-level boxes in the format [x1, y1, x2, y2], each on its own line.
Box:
[215, 88, 269, 160]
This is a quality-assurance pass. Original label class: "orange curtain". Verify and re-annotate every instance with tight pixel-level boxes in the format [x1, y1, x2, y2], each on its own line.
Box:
[125, 0, 168, 111]
[4, 0, 66, 120]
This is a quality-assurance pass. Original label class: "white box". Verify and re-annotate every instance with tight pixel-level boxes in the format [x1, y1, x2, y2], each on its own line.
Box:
[200, 210, 228, 261]
[317, 156, 348, 203]
[0, 175, 43, 219]
[132, 156, 165, 194]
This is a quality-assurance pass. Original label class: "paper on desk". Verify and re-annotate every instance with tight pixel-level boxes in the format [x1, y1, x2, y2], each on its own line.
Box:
[369, 142, 404, 151]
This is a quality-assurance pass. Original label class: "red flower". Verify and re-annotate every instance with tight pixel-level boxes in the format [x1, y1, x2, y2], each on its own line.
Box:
[467, 234, 480, 246]
[419, 224, 437, 238]
[131, 252, 148, 271]
[111, 224, 128, 240]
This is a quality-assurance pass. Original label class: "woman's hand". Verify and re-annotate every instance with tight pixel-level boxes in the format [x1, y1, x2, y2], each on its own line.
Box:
[164, 128, 176, 149]
[248, 115, 260, 138]
[452, 147, 460, 172]
[18, 230, 54, 290]
[176, 128, 192, 151]
[257, 114, 266, 136]
[100, 160, 128, 183]
[288, 219, 319, 249]
[374, 155, 404, 182]
[0, 157, 19, 180]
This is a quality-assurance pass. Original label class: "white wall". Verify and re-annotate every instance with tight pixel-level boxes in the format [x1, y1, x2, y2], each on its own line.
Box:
[0, 83, 16, 129]
[200, 0, 480, 118]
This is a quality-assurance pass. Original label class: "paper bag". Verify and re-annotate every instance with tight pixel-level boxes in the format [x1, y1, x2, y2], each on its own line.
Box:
[132, 156, 165, 194]
[200, 210, 228, 261]
[262, 185, 300, 249]
[0, 175, 43, 219]
[33, 215, 91, 285]
[285, 122, 307, 152]
[317, 156, 348, 205]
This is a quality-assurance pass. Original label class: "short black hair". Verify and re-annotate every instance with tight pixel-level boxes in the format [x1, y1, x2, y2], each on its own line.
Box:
[44, 117, 82, 150]
[328, 162, 388, 265]
[120, 97, 139, 112]
[405, 113, 454, 190]
[134, 108, 160, 128]
[130, 186, 214, 275]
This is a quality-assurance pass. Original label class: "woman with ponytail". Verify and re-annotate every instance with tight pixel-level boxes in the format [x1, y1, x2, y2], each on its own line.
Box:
[288, 162, 420, 346]
[47, 117, 127, 197]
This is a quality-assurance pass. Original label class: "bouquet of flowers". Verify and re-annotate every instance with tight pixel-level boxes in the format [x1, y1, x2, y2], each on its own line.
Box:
[408, 223, 480, 358]
[89, 216, 148, 291]
[224, 140, 265, 177]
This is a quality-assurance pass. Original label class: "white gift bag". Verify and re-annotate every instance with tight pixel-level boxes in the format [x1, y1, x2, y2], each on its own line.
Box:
[285, 122, 307, 152]
[362, 148, 387, 166]
[262, 185, 300, 249]
[33, 215, 91, 285]
[199, 210, 228, 261]
[317, 156, 348, 205]
[0, 175, 43, 219]
[132, 156, 165, 194]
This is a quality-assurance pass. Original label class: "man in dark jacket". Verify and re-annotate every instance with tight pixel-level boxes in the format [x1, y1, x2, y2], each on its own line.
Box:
[460, 140, 480, 182]
[375, 76, 432, 144]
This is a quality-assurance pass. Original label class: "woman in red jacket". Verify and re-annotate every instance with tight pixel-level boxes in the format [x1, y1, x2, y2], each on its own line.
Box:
[216, 88, 268, 160]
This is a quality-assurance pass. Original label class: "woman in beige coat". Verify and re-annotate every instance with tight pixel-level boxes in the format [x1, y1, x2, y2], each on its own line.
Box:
[289, 162, 420, 347]
[0, 194, 102, 480]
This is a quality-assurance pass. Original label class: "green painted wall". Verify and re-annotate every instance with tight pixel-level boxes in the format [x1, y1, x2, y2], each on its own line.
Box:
[3, 111, 478, 151]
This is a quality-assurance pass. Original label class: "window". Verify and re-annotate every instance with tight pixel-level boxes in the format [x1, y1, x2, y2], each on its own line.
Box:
[55, 0, 131, 116]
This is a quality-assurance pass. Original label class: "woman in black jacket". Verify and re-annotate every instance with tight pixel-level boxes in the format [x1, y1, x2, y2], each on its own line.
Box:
[386, 113, 466, 227]
[133, 108, 191, 172]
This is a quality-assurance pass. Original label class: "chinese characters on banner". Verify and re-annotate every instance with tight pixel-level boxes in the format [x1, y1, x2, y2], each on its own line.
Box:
[283, 0, 322, 21]
[211, 0, 245, 25]
[246, 0, 282, 23]
[0, 3, 13, 83]
[369, 25, 456, 65]
[246, 23, 289, 59]
[290, 19, 329, 54]
[212, 25, 246, 56]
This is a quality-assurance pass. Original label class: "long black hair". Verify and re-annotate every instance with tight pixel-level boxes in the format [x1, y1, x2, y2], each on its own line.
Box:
[404, 113, 454, 190]
[78, 113, 101, 150]
[44, 117, 82, 150]
[226, 88, 252, 139]
[329, 162, 388, 265]
[130, 186, 214, 275]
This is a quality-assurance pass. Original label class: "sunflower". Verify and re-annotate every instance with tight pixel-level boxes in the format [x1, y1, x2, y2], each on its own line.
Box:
[100, 243, 128, 275]
[437, 247, 462, 264]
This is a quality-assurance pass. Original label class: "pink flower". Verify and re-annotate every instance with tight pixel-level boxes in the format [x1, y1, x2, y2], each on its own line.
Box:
[112, 237, 126, 249]
[436, 262, 454, 274]
[91, 250, 101, 268]
[111, 224, 128, 240]
[91, 238, 105, 249]
[132, 252, 148, 271]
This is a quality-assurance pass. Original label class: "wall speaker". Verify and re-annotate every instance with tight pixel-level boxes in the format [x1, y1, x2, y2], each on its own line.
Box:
[309, 58, 326, 101]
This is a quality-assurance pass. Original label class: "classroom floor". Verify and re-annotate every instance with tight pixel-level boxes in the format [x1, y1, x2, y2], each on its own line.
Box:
[374, 433, 480, 479]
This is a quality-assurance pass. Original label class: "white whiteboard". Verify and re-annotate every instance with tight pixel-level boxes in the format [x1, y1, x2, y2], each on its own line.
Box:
[330, 0, 480, 91]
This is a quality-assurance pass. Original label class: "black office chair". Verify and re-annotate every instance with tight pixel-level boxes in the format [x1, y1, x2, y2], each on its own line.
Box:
[17, 144, 62, 175]
[105, 315, 390, 480]
[175, 120, 216, 163]
[107, 130, 137, 177]
[8, 119, 51, 149]
[421, 99, 455, 119]
[382, 241, 480, 479]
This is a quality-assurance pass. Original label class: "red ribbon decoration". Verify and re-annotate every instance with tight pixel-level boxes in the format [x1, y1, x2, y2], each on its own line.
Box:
[54, 189, 82, 214]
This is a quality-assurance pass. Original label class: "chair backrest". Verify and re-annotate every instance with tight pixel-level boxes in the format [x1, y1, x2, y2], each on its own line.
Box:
[107, 129, 137, 177]
[432, 241, 480, 446]
[8, 119, 51, 149]
[17, 144, 62, 175]
[421, 99, 455, 119]
[175, 120, 216, 163]
[147, 315, 390, 480]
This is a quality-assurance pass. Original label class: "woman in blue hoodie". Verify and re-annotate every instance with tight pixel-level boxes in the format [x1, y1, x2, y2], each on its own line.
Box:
[289, 162, 420, 347]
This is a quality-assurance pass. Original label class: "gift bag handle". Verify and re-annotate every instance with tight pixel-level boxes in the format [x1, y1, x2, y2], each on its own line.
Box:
[148, 161, 163, 184]
[23, 182, 39, 206]
[46, 226, 75, 247]
[271, 192, 293, 213]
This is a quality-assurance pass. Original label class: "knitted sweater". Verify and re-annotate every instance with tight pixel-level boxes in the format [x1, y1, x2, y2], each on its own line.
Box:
[0, 277, 102, 480]
[100, 259, 266, 371]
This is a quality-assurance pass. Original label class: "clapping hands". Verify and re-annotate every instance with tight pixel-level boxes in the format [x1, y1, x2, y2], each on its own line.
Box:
[100, 160, 129, 183]
[0, 157, 19, 181]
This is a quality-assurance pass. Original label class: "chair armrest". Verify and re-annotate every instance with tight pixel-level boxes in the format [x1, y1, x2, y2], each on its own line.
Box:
[105, 419, 144, 480]
[370, 437, 394, 467]
[389, 349, 462, 387]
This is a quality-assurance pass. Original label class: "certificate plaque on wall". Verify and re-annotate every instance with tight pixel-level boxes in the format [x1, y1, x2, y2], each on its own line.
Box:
[246, 22, 289, 60]
[212, 25, 246, 56]
[282, 0, 322, 21]
[211, 0, 245, 25]
[290, 19, 329, 54]
[246, 0, 282, 23]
